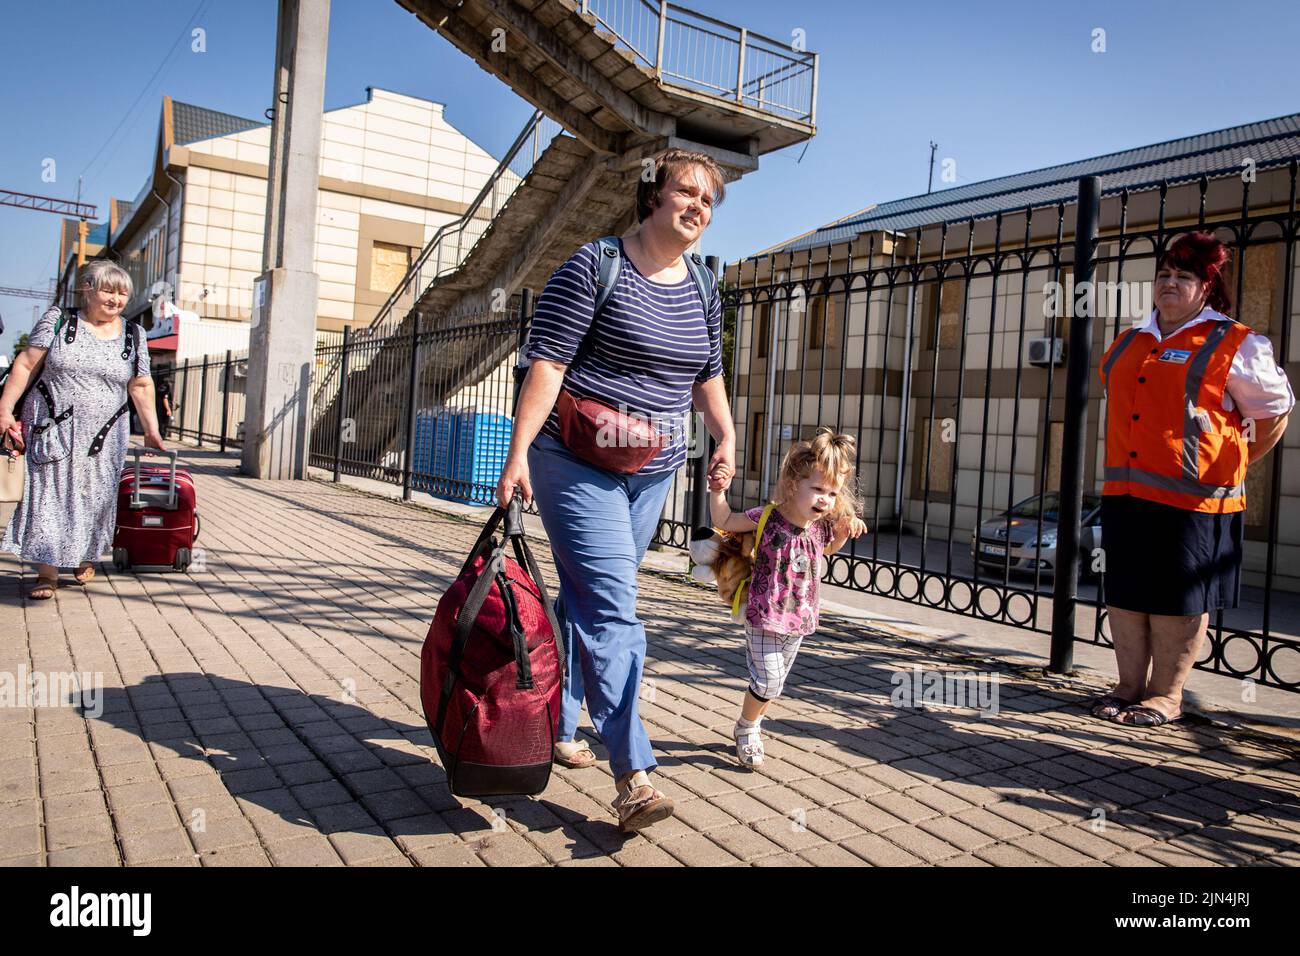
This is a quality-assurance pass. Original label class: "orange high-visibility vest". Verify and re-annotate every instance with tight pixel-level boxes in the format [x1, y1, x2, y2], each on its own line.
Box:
[1099, 317, 1253, 514]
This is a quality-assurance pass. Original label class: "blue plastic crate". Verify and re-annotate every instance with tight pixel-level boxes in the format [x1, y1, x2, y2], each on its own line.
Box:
[457, 411, 513, 505]
[411, 408, 461, 495]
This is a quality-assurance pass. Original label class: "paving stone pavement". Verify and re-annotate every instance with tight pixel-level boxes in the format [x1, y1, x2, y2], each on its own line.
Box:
[2, 448, 1298, 867]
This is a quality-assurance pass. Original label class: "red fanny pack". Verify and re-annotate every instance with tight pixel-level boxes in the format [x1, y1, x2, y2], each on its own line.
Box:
[555, 388, 670, 474]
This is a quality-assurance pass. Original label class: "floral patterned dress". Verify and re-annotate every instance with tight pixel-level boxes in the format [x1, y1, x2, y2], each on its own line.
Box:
[3, 307, 149, 567]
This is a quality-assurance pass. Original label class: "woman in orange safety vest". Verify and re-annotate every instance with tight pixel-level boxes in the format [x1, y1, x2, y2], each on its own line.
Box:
[1091, 232, 1293, 727]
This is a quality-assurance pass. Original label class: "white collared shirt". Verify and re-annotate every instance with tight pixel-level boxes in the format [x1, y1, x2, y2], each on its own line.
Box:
[1133, 307, 1295, 419]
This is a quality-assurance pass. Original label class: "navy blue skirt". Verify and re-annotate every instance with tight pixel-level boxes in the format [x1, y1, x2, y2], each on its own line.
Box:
[1101, 494, 1243, 616]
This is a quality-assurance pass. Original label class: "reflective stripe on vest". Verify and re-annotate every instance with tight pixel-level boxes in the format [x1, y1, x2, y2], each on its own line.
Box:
[1181, 319, 1233, 481]
[1103, 465, 1244, 501]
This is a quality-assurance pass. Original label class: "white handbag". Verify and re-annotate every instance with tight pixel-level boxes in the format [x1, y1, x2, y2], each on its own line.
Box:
[0, 451, 23, 503]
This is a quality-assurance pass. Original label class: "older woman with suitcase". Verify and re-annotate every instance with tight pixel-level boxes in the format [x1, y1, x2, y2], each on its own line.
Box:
[1, 261, 165, 599]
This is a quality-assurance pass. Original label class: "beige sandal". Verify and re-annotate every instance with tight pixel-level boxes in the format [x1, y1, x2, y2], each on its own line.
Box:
[553, 739, 598, 769]
[74, 562, 95, 585]
[612, 778, 674, 833]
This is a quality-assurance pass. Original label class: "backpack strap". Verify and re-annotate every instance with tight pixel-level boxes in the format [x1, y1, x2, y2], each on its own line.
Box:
[593, 238, 714, 319]
[28, 381, 72, 436]
[731, 503, 777, 619]
[58, 307, 78, 344]
[592, 236, 623, 319]
[88, 321, 143, 457]
[682, 250, 715, 317]
[10, 308, 75, 427]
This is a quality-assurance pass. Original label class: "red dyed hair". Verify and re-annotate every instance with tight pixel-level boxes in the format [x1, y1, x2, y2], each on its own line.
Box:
[1158, 231, 1233, 316]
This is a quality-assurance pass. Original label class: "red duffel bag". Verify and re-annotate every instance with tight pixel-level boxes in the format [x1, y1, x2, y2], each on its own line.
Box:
[420, 494, 564, 797]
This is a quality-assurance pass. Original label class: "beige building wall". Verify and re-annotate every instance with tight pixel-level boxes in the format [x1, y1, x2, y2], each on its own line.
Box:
[159, 89, 499, 333]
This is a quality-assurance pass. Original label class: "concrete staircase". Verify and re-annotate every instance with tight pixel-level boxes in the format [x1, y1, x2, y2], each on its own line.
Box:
[310, 0, 817, 477]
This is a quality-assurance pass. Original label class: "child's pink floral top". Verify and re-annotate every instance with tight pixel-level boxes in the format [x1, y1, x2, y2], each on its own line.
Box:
[743, 505, 833, 636]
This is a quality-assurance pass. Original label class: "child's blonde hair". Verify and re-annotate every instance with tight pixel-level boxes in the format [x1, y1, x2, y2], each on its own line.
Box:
[773, 427, 862, 527]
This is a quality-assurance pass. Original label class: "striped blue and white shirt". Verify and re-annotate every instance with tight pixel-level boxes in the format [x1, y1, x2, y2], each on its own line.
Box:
[525, 239, 723, 473]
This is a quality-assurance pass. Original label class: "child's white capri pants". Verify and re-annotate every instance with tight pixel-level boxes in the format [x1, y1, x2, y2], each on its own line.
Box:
[744, 625, 804, 701]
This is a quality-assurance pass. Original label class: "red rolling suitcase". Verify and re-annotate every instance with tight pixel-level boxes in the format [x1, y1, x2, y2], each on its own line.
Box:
[112, 447, 200, 573]
[420, 495, 564, 797]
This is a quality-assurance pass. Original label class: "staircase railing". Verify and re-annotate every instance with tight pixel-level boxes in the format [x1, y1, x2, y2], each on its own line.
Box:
[578, 0, 817, 124]
[366, 108, 564, 338]
[312, 108, 563, 404]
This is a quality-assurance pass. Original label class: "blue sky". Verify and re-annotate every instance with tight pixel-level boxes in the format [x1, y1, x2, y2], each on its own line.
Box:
[1, 0, 1296, 354]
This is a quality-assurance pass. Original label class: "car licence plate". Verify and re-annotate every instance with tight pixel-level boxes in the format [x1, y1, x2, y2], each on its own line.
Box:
[982, 544, 1006, 557]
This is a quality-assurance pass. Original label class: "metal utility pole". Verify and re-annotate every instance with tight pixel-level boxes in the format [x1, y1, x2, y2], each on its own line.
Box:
[1049, 175, 1102, 675]
[927, 141, 938, 195]
[241, 0, 330, 480]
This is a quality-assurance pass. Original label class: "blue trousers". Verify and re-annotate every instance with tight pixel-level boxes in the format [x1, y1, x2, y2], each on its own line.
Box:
[527, 433, 675, 779]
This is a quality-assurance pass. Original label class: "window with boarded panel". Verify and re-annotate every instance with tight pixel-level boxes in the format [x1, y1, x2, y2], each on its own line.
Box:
[923, 278, 964, 350]
[370, 241, 412, 293]
[915, 416, 954, 502]
[808, 286, 837, 351]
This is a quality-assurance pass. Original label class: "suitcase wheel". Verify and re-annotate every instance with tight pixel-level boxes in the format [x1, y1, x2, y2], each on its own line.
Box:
[112, 548, 130, 572]
[174, 548, 191, 572]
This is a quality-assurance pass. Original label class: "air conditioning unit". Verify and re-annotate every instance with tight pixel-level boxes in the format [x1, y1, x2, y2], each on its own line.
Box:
[1027, 337, 1065, 367]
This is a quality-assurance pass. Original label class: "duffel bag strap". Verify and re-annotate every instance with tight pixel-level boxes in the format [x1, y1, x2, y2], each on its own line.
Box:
[509, 533, 565, 682]
[505, 490, 565, 681]
[495, 568, 534, 691]
[436, 547, 505, 734]
[454, 499, 511, 581]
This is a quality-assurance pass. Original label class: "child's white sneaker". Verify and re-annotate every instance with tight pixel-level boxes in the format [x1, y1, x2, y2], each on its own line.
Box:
[734, 726, 764, 768]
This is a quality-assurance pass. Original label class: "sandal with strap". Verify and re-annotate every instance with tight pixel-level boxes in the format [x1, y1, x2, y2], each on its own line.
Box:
[29, 575, 58, 601]
[553, 739, 598, 769]
[74, 562, 95, 586]
[1089, 694, 1134, 720]
[1114, 704, 1181, 727]
[611, 782, 674, 833]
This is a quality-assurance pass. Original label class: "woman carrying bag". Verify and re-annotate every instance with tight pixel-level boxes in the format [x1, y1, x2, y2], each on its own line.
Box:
[496, 148, 737, 832]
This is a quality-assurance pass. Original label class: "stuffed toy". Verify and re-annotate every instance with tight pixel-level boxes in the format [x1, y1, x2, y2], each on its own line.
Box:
[688, 509, 774, 617]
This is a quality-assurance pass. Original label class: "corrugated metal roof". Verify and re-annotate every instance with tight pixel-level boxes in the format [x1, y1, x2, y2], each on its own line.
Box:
[770, 114, 1300, 254]
[172, 100, 265, 146]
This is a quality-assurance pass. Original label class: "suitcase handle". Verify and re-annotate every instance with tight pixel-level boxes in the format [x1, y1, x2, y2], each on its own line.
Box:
[129, 446, 177, 511]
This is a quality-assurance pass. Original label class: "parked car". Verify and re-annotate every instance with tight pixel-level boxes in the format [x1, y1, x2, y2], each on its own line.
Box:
[970, 491, 1102, 580]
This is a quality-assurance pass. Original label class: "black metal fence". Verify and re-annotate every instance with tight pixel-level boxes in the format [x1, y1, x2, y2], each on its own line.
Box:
[719, 166, 1299, 691]
[154, 349, 248, 451]
[161, 165, 1295, 692]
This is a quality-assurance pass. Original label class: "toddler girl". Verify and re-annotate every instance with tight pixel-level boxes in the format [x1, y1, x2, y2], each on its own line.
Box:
[708, 428, 867, 767]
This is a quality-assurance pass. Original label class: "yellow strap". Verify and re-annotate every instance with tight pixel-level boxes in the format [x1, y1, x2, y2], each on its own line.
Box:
[731, 503, 776, 618]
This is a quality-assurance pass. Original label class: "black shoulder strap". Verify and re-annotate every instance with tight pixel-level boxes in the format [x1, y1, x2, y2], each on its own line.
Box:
[122, 319, 141, 374]
[682, 250, 715, 316]
[60, 307, 78, 344]
[593, 236, 622, 319]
